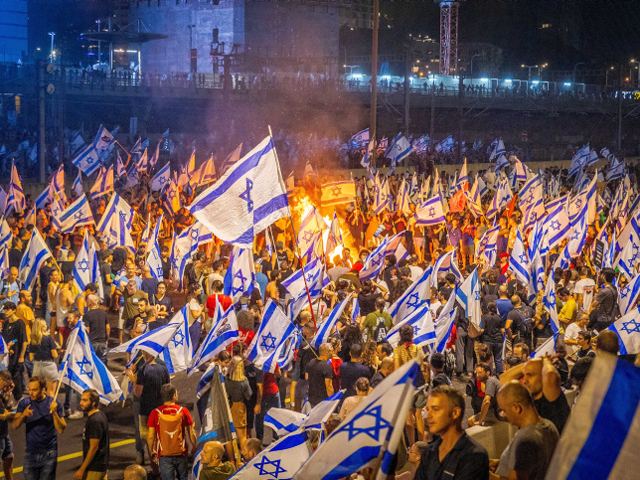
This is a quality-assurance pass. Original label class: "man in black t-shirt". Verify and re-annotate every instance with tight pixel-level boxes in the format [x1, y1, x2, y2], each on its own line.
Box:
[505, 296, 534, 351]
[305, 343, 334, 407]
[84, 295, 110, 363]
[340, 343, 373, 399]
[76, 389, 109, 480]
[1, 302, 27, 404]
[0, 371, 15, 473]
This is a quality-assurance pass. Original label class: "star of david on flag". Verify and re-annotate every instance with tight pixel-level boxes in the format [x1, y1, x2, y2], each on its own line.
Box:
[386, 304, 435, 348]
[321, 181, 356, 207]
[223, 246, 255, 303]
[188, 304, 238, 376]
[246, 300, 296, 371]
[387, 266, 432, 325]
[73, 230, 104, 300]
[157, 307, 194, 374]
[415, 194, 446, 227]
[58, 194, 95, 233]
[151, 162, 171, 191]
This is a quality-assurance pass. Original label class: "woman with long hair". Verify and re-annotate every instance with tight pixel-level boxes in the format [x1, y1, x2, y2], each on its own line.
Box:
[28, 318, 59, 394]
[226, 356, 252, 443]
[339, 324, 363, 363]
[361, 339, 379, 375]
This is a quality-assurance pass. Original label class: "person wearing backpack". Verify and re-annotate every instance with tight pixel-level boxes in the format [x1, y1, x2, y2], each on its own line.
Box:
[505, 295, 534, 352]
[361, 298, 393, 343]
[147, 384, 198, 480]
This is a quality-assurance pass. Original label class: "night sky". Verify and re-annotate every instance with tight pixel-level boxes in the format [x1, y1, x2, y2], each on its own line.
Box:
[27, 0, 640, 73]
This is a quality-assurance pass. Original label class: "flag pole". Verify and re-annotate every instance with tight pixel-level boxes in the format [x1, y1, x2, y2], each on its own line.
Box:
[268, 125, 317, 330]
[217, 366, 242, 467]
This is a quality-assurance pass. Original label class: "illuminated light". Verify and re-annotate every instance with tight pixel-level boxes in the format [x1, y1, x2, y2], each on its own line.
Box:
[480, 78, 489, 82]
[382, 75, 391, 80]
[504, 79, 512, 84]
[126, 50, 138, 53]
[531, 80, 540, 85]
[115, 49, 125, 53]
[352, 74, 363, 79]
[564, 82, 572, 87]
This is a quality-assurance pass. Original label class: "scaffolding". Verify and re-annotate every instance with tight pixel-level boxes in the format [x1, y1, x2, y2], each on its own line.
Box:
[437, 1, 459, 76]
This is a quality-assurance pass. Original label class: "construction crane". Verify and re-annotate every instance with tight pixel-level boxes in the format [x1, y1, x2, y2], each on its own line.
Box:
[435, 0, 461, 75]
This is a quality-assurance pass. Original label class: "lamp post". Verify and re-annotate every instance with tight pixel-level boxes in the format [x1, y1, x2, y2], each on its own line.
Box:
[521, 64, 538, 95]
[469, 53, 480, 78]
[631, 59, 640, 89]
[48, 32, 56, 63]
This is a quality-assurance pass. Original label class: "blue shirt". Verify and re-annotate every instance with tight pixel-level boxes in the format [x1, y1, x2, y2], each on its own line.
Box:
[17, 395, 63, 452]
[255, 272, 269, 300]
[495, 299, 512, 322]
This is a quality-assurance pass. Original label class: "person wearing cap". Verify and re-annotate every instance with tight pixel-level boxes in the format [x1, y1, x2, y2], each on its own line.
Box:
[337, 262, 363, 291]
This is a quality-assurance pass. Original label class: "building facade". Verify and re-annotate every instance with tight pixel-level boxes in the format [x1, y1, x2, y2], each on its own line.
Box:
[128, 0, 342, 78]
[0, 0, 28, 63]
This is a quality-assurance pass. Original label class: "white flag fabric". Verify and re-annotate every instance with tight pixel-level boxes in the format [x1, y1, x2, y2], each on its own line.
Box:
[234, 430, 312, 480]
[222, 246, 255, 303]
[433, 289, 458, 352]
[293, 360, 420, 480]
[189, 136, 290, 248]
[73, 144, 102, 176]
[188, 305, 239, 376]
[89, 165, 114, 199]
[312, 296, 351, 348]
[297, 207, 328, 255]
[72, 169, 83, 197]
[60, 321, 123, 404]
[147, 215, 164, 280]
[6, 162, 25, 215]
[151, 162, 171, 191]
[456, 267, 481, 328]
[159, 307, 193, 375]
[543, 270, 560, 335]
[19, 229, 52, 291]
[110, 321, 181, 361]
[246, 300, 296, 368]
[610, 308, 640, 355]
[58, 194, 95, 233]
[386, 304, 435, 348]
[265, 390, 344, 436]
[73, 231, 104, 300]
[387, 267, 432, 325]
[509, 229, 530, 285]
[415, 195, 446, 226]
[545, 354, 640, 480]
[93, 125, 114, 150]
[618, 273, 640, 316]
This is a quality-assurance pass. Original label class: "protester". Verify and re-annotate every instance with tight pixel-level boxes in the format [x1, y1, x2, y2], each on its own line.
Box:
[74, 389, 110, 480]
[199, 441, 236, 480]
[0, 371, 15, 480]
[83, 294, 110, 363]
[2, 302, 27, 405]
[339, 377, 369, 419]
[305, 343, 335, 407]
[27, 318, 59, 394]
[13, 377, 66, 480]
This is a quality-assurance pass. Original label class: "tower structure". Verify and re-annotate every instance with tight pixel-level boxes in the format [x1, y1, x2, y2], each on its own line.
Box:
[436, 1, 459, 75]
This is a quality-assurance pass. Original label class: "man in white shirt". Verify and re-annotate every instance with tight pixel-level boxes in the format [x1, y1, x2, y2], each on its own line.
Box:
[483, 166, 496, 191]
[564, 315, 589, 357]
[408, 255, 424, 282]
[573, 267, 596, 312]
[206, 260, 225, 295]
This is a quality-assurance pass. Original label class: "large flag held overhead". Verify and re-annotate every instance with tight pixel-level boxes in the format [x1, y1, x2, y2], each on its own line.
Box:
[190, 136, 290, 249]
[58, 194, 95, 233]
[610, 308, 640, 355]
[387, 267, 432, 325]
[321, 181, 356, 207]
[146, 215, 164, 280]
[110, 321, 181, 362]
[415, 195, 446, 226]
[159, 307, 193, 375]
[297, 207, 328, 255]
[618, 273, 640, 316]
[545, 355, 640, 479]
[456, 267, 481, 329]
[265, 390, 344, 436]
[509, 229, 530, 285]
[60, 321, 123, 404]
[73, 231, 104, 300]
[292, 360, 420, 480]
[73, 144, 102, 176]
[151, 162, 171, 191]
[386, 304, 435, 348]
[312, 296, 351, 348]
[19, 229, 52, 291]
[246, 300, 296, 369]
[93, 125, 114, 150]
[386, 133, 413, 163]
[433, 289, 458, 352]
[89, 165, 114, 199]
[6, 161, 25, 215]
[543, 270, 560, 334]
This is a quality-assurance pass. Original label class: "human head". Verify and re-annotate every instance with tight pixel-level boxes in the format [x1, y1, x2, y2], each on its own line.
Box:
[557, 287, 570, 302]
[601, 267, 615, 284]
[7, 267, 17, 283]
[126, 279, 138, 295]
[426, 386, 465, 435]
[498, 284, 508, 298]
[596, 330, 620, 355]
[474, 363, 491, 383]
[30, 318, 48, 345]
[445, 273, 456, 286]
[398, 324, 414, 344]
[513, 343, 529, 361]
[355, 377, 370, 394]
[161, 383, 178, 403]
[19, 290, 32, 306]
[430, 352, 445, 372]
[408, 441, 429, 467]
[577, 330, 591, 348]
[142, 265, 152, 278]
[201, 441, 225, 466]
[211, 280, 224, 293]
[318, 342, 333, 360]
[157, 282, 167, 296]
[376, 342, 393, 360]
[228, 356, 246, 382]
[28, 376, 47, 401]
[510, 295, 522, 308]
[141, 350, 157, 364]
[497, 380, 536, 428]
[3, 302, 15, 317]
[241, 438, 263, 461]
[124, 465, 147, 480]
[350, 343, 363, 361]
[0, 371, 13, 396]
[570, 357, 593, 390]
[375, 297, 386, 312]
[522, 359, 544, 398]
[379, 356, 394, 376]
[80, 389, 100, 412]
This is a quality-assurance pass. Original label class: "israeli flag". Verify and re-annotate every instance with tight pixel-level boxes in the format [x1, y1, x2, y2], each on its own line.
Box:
[188, 305, 238, 376]
[220, 143, 243, 174]
[607, 156, 626, 181]
[386, 304, 435, 347]
[386, 134, 413, 163]
[73, 144, 102, 176]
[495, 153, 509, 171]
[372, 175, 391, 214]
[349, 128, 370, 149]
[235, 429, 311, 480]
[0, 218, 11, 247]
[543, 270, 560, 334]
[325, 211, 343, 257]
[58, 194, 95, 233]
[190, 136, 290, 248]
[486, 176, 513, 219]
[618, 273, 640, 316]
[96, 193, 134, 237]
[223, 246, 255, 303]
[0, 247, 9, 281]
[149, 141, 161, 171]
[71, 169, 83, 197]
[527, 251, 545, 304]
[544, 205, 571, 250]
[246, 299, 295, 366]
[50, 165, 66, 202]
[281, 258, 325, 299]
[89, 165, 114, 199]
[158, 307, 193, 374]
[147, 215, 164, 280]
[60, 321, 123, 404]
[312, 296, 351, 349]
[18, 229, 52, 291]
[298, 207, 328, 255]
[531, 333, 558, 358]
[415, 195, 446, 226]
[293, 360, 420, 480]
[430, 249, 463, 288]
[585, 148, 599, 166]
[151, 162, 171, 191]
[359, 233, 402, 281]
[6, 162, 25, 215]
[615, 235, 640, 281]
[387, 267, 432, 325]
[433, 290, 458, 353]
[93, 125, 114, 150]
[110, 321, 182, 362]
[266, 390, 344, 436]
[34, 185, 51, 211]
[116, 152, 126, 178]
[547, 355, 640, 479]
[396, 178, 412, 216]
[457, 267, 481, 329]
[73, 231, 104, 300]
[509, 229, 530, 286]
[476, 224, 499, 266]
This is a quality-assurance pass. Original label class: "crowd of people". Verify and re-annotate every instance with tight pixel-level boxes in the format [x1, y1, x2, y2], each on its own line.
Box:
[0, 131, 636, 480]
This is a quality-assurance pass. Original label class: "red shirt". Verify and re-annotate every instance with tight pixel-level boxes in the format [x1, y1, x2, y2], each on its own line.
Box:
[446, 324, 458, 350]
[147, 404, 194, 457]
[206, 294, 233, 318]
[260, 371, 280, 397]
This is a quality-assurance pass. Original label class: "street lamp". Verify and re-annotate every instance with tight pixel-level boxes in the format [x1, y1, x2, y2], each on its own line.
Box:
[470, 53, 481, 77]
[521, 64, 538, 95]
[630, 59, 640, 89]
[538, 63, 548, 80]
[48, 32, 56, 63]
